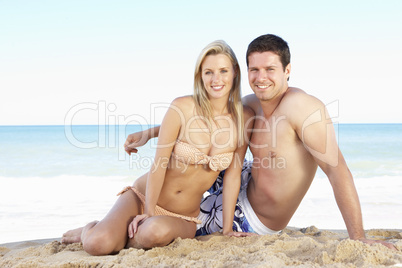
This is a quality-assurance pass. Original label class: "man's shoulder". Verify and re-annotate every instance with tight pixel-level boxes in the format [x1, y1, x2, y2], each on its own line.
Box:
[242, 103, 256, 120]
[283, 87, 323, 109]
[242, 94, 260, 112]
[285, 87, 312, 99]
[281, 87, 327, 127]
[242, 93, 259, 103]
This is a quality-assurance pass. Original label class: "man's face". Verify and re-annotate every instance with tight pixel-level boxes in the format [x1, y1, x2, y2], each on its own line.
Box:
[247, 51, 290, 102]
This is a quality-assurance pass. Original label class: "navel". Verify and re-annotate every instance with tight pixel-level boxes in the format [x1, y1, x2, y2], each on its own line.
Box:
[268, 151, 277, 158]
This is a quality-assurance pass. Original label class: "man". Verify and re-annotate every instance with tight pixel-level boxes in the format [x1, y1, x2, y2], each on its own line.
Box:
[125, 34, 395, 249]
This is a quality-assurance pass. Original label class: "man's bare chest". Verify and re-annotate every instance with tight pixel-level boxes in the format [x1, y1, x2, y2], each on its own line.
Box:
[250, 115, 290, 148]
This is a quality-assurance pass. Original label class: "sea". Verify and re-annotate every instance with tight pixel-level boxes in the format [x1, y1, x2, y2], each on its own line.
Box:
[0, 124, 401, 244]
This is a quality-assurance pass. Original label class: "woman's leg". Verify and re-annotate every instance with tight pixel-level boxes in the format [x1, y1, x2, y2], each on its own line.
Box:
[63, 188, 142, 256]
[126, 215, 197, 249]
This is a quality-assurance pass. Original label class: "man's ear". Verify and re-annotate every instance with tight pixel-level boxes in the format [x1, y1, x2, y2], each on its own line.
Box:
[285, 63, 291, 81]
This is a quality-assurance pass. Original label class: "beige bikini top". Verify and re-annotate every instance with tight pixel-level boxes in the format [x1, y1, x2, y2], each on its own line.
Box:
[172, 140, 233, 171]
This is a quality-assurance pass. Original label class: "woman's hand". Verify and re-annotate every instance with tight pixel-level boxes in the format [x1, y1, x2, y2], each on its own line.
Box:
[128, 214, 150, 238]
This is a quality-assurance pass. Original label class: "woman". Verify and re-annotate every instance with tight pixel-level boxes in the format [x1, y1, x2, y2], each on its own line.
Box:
[62, 40, 254, 255]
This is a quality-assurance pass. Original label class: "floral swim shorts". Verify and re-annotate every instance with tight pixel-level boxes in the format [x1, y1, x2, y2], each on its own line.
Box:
[196, 160, 282, 236]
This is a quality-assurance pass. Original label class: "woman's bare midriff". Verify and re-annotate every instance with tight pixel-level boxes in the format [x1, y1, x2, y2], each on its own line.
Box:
[133, 158, 220, 217]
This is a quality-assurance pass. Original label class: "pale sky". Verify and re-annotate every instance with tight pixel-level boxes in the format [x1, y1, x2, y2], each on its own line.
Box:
[1, 0, 401, 125]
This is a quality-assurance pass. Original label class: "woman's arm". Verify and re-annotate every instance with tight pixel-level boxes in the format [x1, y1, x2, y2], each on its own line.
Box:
[222, 107, 255, 235]
[144, 100, 183, 216]
[221, 149, 243, 235]
[130, 98, 184, 234]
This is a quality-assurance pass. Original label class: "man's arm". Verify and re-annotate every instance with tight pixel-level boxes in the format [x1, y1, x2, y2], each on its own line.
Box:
[124, 126, 161, 155]
[295, 98, 364, 239]
[293, 94, 396, 250]
[124, 94, 258, 154]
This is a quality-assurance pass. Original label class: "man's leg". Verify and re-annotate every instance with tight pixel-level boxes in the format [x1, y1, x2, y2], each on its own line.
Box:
[196, 160, 254, 236]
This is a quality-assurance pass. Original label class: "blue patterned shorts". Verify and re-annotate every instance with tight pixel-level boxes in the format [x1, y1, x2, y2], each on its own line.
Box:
[196, 161, 255, 236]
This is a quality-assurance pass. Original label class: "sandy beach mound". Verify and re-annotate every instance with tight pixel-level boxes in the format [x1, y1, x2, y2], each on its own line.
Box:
[1, 226, 401, 267]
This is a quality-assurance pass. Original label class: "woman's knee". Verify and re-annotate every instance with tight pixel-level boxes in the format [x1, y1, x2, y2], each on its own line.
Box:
[135, 219, 171, 249]
[83, 228, 124, 256]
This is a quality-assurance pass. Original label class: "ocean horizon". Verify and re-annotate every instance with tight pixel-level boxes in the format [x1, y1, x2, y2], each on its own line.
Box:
[1, 124, 401, 243]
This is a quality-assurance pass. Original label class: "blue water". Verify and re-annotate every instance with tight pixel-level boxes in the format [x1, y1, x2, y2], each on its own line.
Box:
[336, 124, 402, 178]
[1, 124, 401, 179]
[0, 125, 157, 178]
[0, 124, 401, 243]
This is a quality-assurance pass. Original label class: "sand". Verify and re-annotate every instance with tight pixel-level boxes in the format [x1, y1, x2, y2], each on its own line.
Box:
[1, 226, 401, 267]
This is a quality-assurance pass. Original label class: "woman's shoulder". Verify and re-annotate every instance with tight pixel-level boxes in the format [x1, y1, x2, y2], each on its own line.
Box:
[169, 95, 196, 116]
[171, 95, 194, 106]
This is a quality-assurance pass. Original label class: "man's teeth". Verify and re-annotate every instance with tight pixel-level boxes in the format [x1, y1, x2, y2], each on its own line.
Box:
[257, 85, 269, 89]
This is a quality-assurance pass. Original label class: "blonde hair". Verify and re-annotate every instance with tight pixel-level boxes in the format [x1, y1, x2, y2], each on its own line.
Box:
[193, 40, 244, 146]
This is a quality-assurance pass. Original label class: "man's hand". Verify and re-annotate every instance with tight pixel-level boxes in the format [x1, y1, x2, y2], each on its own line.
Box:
[223, 231, 258, 237]
[128, 214, 150, 238]
[124, 130, 150, 155]
[359, 238, 398, 251]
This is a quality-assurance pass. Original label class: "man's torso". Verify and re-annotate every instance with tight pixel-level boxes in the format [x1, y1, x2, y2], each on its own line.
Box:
[246, 88, 319, 230]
